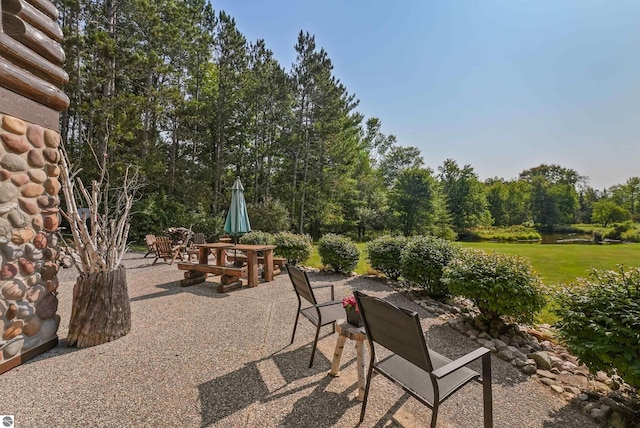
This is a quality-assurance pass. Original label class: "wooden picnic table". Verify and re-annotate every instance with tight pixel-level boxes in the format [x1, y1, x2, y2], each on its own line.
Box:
[176, 242, 277, 291]
[232, 244, 276, 286]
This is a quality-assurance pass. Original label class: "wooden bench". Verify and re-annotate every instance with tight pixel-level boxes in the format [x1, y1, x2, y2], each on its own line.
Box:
[227, 255, 287, 276]
[176, 262, 247, 292]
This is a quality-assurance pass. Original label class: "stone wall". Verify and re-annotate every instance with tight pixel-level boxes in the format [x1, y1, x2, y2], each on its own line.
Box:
[0, 113, 61, 374]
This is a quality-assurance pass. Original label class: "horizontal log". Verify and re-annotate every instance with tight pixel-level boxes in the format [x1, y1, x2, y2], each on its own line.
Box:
[228, 254, 287, 266]
[217, 280, 242, 293]
[0, 56, 69, 110]
[0, 33, 68, 86]
[4, 0, 63, 41]
[183, 270, 206, 279]
[2, 14, 65, 64]
[263, 268, 281, 278]
[180, 275, 206, 287]
[176, 262, 247, 277]
[25, 0, 59, 20]
[0, 86, 60, 130]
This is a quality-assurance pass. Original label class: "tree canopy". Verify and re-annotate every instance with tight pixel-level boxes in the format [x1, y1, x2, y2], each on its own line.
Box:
[56, 1, 639, 241]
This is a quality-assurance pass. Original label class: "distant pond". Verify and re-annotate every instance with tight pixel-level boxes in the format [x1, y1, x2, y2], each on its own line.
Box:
[538, 233, 622, 244]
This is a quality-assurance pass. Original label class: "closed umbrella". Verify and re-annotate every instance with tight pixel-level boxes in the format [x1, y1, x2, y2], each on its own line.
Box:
[224, 177, 251, 244]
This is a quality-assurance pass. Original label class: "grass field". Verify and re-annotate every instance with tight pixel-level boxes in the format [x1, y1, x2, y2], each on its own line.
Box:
[307, 242, 640, 286]
[458, 242, 640, 286]
[306, 241, 640, 323]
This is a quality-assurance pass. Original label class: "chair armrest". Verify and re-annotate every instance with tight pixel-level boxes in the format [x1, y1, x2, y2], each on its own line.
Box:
[315, 300, 343, 308]
[431, 347, 491, 379]
[311, 283, 335, 300]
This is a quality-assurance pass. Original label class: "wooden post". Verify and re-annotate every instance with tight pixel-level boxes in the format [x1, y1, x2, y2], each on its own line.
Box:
[246, 250, 259, 287]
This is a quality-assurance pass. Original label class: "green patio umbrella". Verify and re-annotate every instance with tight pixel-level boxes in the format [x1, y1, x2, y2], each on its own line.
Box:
[224, 177, 251, 244]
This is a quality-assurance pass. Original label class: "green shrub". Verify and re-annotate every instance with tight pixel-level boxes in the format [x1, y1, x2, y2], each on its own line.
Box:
[621, 228, 640, 243]
[318, 234, 360, 274]
[442, 248, 546, 323]
[246, 198, 290, 233]
[131, 192, 188, 242]
[367, 235, 407, 280]
[238, 230, 274, 245]
[273, 232, 313, 264]
[463, 225, 541, 242]
[400, 235, 458, 297]
[553, 266, 640, 388]
[186, 208, 224, 242]
[605, 221, 634, 240]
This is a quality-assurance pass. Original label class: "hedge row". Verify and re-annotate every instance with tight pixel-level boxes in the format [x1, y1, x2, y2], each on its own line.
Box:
[365, 234, 639, 389]
[366, 235, 546, 322]
[239, 231, 313, 264]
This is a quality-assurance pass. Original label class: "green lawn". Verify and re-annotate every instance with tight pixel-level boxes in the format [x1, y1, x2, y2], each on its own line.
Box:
[305, 241, 640, 324]
[307, 241, 640, 284]
[458, 242, 640, 286]
[305, 242, 370, 274]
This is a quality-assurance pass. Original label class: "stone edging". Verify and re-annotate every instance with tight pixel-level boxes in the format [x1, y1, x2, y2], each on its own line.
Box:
[406, 291, 639, 428]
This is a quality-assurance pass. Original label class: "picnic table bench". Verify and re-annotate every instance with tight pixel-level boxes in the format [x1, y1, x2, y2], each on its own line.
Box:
[176, 262, 247, 291]
[226, 254, 287, 276]
[176, 243, 277, 292]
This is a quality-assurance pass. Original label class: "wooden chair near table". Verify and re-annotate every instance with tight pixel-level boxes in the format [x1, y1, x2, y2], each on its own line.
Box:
[143, 234, 157, 258]
[152, 236, 185, 265]
[186, 233, 206, 262]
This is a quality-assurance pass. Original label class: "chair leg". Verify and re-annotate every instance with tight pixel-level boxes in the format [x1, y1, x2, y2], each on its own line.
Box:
[482, 353, 493, 428]
[308, 322, 321, 368]
[430, 403, 439, 428]
[359, 363, 375, 422]
[290, 309, 301, 345]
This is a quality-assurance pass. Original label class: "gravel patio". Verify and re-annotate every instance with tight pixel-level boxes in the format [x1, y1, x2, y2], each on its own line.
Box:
[2, 252, 597, 427]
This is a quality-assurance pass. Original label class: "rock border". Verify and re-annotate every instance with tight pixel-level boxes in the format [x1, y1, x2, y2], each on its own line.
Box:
[404, 289, 639, 428]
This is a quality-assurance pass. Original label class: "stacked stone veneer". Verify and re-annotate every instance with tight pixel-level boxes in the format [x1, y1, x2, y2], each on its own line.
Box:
[0, 113, 61, 372]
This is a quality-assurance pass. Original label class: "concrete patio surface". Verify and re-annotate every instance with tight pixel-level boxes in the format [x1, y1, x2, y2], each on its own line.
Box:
[2, 252, 597, 427]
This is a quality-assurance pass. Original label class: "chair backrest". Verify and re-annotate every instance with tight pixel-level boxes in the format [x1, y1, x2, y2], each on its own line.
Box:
[286, 265, 317, 305]
[145, 234, 157, 247]
[192, 233, 206, 245]
[154, 236, 172, 256]
[354, 291, 433, 372]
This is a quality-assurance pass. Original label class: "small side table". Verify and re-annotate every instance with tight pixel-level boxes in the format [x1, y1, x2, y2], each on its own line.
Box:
[328, 320, 367, 401]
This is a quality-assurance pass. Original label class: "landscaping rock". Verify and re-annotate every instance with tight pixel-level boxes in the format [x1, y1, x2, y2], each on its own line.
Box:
[531, 351, 553, 370]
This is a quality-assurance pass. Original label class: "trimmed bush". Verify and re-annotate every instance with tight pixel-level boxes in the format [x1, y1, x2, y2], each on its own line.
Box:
[238, 230, 274, 245]
[400, 235, 458, 297]
[318, 234, 360, 274]
[367, 235, 407, 280]
[442, 248, 546, 323]
[273, 232, 313, 264]
[553, 266, 640, 388]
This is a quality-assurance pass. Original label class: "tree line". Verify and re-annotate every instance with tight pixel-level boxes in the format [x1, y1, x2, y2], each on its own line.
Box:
[55, 1, 639, 241]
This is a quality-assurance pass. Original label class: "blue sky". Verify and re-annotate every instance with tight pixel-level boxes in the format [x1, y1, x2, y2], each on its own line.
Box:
[212, 0, 640, 190]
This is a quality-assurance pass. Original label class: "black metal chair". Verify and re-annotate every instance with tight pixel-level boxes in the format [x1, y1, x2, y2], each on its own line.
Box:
[354, 291, 493, 428]
[287, 265, 345, 368]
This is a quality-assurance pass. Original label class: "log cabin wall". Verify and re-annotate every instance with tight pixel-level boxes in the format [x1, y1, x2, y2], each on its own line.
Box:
[0, 0, 68, 374]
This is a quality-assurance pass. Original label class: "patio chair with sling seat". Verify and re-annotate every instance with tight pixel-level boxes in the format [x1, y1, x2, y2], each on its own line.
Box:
[287, 265, 345, 368]
[354, 290, 493, 428]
